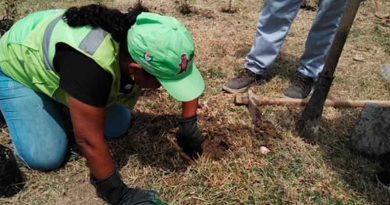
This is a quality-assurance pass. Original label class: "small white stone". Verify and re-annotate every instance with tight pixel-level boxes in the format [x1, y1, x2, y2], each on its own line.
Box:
[260, 146, 270, 155]
[353, 55, 365, 62]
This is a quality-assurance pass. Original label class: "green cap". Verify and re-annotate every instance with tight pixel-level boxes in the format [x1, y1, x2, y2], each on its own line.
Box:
[127, 12, 205, 102]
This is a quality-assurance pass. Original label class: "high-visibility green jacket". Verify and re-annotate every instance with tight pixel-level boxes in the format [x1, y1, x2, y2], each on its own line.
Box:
[0, 9, 140, 108]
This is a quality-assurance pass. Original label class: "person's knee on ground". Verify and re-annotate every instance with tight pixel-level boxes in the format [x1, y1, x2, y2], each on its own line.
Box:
[0, 74, 70, 171]
[16, 140, 68, 171]
[13, 125, 69, 171]
[104, 104, 132, 139]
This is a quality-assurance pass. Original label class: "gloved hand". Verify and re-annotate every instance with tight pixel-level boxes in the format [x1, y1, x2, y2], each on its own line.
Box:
[177, 116, 205, 159]
[93, 172, 166, 205]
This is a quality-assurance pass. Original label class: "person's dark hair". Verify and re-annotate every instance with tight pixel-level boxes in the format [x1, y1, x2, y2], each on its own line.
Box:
[0, 19, 14, 36]
[64, 3, 148, 43]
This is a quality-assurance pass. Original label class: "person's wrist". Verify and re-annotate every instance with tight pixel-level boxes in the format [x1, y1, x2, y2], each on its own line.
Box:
[179, 115, 197, 124]
[181, 99, 198, 118]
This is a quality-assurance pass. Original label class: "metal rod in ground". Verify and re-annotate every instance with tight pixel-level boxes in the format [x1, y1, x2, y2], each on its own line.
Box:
[167, 137, 196, 164]
[297, 0, 364, 134]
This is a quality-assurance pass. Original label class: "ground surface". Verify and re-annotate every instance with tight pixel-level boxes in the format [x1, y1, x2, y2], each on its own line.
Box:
[0, 0, 390, 204]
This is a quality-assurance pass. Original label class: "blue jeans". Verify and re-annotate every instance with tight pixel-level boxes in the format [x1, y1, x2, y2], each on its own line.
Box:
[246, 0, 347, 78]
[0, 70, 131, 171]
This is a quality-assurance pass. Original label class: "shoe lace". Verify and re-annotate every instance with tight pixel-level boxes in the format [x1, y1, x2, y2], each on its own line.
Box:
[237, 70, 263, 83]
[294, 75, 311, 89]
[235, 71, 252, 83]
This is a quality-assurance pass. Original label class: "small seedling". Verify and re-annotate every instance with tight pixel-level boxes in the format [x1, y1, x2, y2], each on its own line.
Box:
[130, 0, 149, 13]
[221, 0, 238, 13]
[178, 0, 195, 15]
[300, 0, 319, 11]
[137, 0, 143, 6]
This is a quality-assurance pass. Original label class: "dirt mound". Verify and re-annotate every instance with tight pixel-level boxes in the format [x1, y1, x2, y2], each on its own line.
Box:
[251, 106, 281, 150]
[202, 132, 231, 160]
[200, 104, 281, 160]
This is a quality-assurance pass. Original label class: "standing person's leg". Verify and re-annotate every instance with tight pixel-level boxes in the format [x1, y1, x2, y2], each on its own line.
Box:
[298, 0, 347, 78]
[223, 0, 303, 93]
[284, 0, 347, 98]
[0, 70, 69, 171]
[246, 0, 303, 75]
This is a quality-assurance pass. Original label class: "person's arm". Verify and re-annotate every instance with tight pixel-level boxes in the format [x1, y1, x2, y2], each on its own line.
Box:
[69, 96, 165, 205]
[68, 96, 114, 180]
[55, 44, 164, 204]
[177, 98, 205, 159]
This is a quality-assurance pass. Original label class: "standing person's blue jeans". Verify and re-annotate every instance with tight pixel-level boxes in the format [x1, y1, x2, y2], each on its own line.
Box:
[246, 0, 347, 78]
[0, 69, 131, 171]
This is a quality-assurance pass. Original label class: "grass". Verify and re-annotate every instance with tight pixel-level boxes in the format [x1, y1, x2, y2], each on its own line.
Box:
[374, 25, 390, 54]
[0, 0, 390, 204]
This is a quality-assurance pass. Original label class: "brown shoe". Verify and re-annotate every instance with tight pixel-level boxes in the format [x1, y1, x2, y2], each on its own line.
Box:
[284, 74, 314, 99]
[223, 70, 264, 93]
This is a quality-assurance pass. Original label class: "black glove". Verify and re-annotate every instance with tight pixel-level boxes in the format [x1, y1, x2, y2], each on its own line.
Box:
[177, 116, 205, 159]
[93, 172, 165, 205]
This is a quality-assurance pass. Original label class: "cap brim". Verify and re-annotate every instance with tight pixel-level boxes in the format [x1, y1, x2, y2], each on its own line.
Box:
[158, 64, 205, 102]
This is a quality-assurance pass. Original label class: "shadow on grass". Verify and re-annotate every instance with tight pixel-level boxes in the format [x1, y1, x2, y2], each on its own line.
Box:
[265, 52, 300, 83]
[106, 112, 238, 173]
[107, 112, 186, 172]
[295, 109, 390, 204]
[64, 113, 185, 172]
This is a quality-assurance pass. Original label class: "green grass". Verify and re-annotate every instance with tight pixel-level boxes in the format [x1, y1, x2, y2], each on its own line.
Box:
[374, 25, 390, 54]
